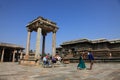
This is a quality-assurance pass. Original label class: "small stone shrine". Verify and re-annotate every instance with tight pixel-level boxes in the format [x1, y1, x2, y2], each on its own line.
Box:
[20, 16, 59, 65]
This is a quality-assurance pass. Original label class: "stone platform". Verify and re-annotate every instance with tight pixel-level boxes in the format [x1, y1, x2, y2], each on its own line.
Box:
[0, 62, 120, 80]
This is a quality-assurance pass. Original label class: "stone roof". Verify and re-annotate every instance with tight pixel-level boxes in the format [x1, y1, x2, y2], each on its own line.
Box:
[61, 38, 120, 46]
[92, 39, 108, 43]
[27, 16, 58, 28]
[0, 42, 24, 49]
[109, 39, 120, 43]
[26, 16, 59, 33]
[61, 39, 90, 45]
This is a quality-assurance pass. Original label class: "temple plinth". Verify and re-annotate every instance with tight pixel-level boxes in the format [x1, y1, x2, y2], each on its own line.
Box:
[25, 16, 59, 61]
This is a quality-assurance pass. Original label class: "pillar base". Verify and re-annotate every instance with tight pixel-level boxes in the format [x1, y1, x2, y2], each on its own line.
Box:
[19, 54, 41, 66]
[19, 59, 40, 66]
[24, 55, 29, 60]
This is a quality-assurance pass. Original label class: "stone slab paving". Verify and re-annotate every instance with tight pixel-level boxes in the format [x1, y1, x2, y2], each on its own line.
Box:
[0, 62, 120, 80]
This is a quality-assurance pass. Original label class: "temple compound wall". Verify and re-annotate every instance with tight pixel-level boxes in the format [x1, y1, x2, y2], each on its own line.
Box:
[0, 42, 24, 62]
[57, 39, 120, 58]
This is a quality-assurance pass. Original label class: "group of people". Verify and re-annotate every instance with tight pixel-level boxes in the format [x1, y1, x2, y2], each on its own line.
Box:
[77, 51, 94, 70]
[42, 52, 94, 69]
[42, 54, 62, 67]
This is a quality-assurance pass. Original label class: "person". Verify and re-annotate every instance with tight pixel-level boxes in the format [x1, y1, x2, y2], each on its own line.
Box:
[43, 56, 47, 65]
[87, 51, 94, 70]
[52, 56, 57, 63]
[77, 54, 86, 70]
[56, 55, 62, 64]
[57, 55, 62, 61]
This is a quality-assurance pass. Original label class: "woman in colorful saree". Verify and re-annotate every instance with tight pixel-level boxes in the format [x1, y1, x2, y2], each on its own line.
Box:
[77, 54, 86, 70]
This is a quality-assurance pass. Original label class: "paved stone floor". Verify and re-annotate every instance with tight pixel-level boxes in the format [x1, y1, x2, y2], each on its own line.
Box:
[0, 62, 120, 80]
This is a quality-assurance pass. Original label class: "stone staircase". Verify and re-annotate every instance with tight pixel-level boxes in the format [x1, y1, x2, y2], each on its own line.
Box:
[19, 53, 40, 66]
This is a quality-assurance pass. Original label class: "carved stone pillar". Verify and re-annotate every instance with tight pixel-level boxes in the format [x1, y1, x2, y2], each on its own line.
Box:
[1, 48, 5, 62]
[26, 28, 31, 56]
[35, 27, 41, 59]
[52, 29, 57, 57]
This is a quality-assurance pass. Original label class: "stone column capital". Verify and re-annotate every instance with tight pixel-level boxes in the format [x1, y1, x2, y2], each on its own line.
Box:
[53, 28, 58, 33]
[27, 28, 32, 32]
[42, 32, 47, 36]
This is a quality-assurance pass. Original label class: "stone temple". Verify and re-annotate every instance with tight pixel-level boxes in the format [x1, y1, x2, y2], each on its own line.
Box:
[56, 38, 120, 62]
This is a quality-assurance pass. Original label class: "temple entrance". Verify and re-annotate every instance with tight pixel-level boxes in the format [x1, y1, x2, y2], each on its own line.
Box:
[4, 49, 13, 62]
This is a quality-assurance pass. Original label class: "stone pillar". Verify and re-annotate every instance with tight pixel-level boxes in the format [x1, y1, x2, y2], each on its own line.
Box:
[26, 28, 31, 57]
[35, 27, 42, 59]
[42, 33, 46, 57]
[52, 30, 57, 57]
[1, 48, 5, 62]
[12, 50, 16, 62]
[20, 50, 23, 59]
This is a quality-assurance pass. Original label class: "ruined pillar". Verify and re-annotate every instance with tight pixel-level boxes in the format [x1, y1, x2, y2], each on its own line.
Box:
[26, 28, 31, 57]
[1, 48, 5, 62]
[52, 30, 57, 57]
[35, 27, 41, 59]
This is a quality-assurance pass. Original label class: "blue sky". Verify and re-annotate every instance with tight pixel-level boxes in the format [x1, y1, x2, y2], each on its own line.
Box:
[0, 0, 120, 53]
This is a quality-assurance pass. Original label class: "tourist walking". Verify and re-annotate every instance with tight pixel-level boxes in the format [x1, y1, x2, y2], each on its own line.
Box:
[77, 54, 86, 70]
[87, 51, 94, 70]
